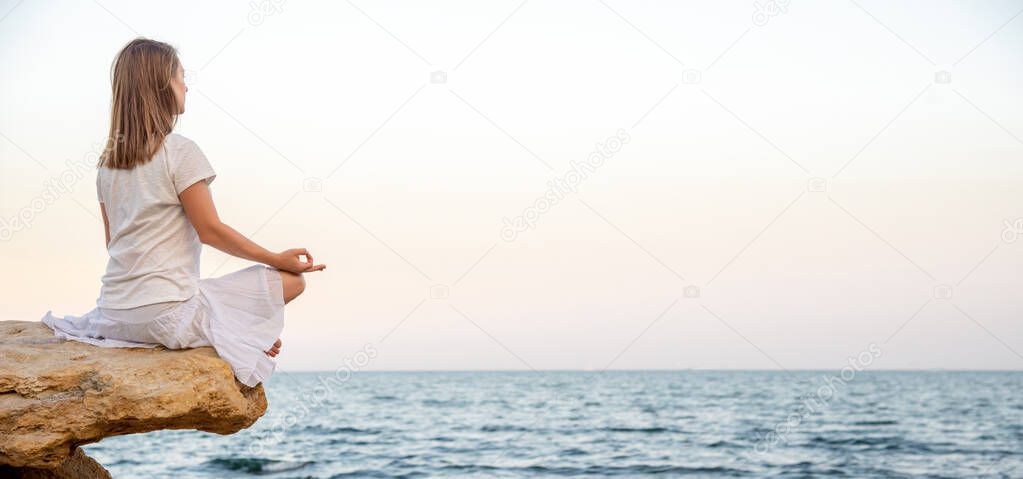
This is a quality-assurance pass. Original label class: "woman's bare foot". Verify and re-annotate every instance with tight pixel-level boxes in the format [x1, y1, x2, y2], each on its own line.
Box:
[265, 338, 282, 357]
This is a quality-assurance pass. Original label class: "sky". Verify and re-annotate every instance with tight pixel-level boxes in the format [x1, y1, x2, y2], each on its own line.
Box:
[1, 0, 1021, 372]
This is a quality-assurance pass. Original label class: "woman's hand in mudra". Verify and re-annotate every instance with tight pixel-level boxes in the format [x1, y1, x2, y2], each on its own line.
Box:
[274, 248, 326, 274]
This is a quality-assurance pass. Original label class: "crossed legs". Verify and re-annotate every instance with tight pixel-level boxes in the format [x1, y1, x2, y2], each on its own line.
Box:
[266, 270, 306, 357]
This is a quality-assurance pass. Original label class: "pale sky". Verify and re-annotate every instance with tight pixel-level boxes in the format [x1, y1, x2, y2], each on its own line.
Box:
[1, 0, 1021, 371]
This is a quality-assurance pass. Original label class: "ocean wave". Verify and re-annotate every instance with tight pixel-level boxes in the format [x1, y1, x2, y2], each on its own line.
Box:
[435, 463, 750, 476]
[329, 470, 417, 478]
[480, 424, 531, 432]
[421, 399, 470, 407]
[601, 426, 675, 433]
[706, 439, 743, 449]
[849, 419, 899, 426]
[805, 435, 958, 454]
[206, 457, 313, 474]
[298, 425, 381, 435]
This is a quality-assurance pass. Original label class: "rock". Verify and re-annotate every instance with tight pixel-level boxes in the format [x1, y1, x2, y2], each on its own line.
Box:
[0, 447, 111, 479]
[0, 320, 267, 472]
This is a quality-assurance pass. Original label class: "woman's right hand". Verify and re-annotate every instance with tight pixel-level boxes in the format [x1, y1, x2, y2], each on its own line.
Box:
[274, 248, 326, 274]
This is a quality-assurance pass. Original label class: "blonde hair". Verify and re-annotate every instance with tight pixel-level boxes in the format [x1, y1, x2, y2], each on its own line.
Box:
[99, 38, 181, 169]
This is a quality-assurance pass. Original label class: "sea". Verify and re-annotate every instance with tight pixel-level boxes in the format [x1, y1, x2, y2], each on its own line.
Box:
[84, 371, 1023, 478]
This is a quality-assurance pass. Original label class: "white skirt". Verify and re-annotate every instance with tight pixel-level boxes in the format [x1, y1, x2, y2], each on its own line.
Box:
[41, 265, 285, 387]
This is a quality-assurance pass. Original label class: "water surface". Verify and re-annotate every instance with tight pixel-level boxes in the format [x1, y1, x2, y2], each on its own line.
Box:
[85, 371, 1023, 478]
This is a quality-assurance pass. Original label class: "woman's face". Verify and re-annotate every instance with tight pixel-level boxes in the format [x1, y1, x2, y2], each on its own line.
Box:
[171, 63, 187, 114]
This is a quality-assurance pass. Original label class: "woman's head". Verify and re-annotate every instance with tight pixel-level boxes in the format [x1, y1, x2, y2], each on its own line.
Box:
[100, 38, 186, 169]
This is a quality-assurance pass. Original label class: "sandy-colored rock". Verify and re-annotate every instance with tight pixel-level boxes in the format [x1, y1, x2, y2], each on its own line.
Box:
[0, 447, 112, 479]
[0, 320, 267, 470]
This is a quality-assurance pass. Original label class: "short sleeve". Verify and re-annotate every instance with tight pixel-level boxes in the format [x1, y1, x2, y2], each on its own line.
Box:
[171, 137, 217, 195]
[95, 172, 103, 203]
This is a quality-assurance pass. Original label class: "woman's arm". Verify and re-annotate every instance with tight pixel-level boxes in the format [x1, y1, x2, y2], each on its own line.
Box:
[100, 203, 110, 247]
[178, 181, 326, 274]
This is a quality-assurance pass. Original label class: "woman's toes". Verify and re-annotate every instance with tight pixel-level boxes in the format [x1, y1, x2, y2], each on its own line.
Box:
[265, 339, 283, 357]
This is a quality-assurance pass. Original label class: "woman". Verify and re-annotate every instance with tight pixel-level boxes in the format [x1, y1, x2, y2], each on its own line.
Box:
[42, 38, 325, 387]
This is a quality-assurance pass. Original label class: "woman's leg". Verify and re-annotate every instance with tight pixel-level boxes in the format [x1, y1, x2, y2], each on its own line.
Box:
[279, 270, 306, 304]
[267, 271, 304, 357]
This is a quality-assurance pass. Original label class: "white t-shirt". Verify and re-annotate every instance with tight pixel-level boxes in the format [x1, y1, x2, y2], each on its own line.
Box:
[96, 133, 216, 309]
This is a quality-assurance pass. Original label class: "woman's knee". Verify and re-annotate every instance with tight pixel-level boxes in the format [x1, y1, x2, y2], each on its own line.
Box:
[280, 271, 306, 304]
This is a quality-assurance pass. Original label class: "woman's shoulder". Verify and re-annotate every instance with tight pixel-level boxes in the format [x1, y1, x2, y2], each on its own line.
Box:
[161, 132, 212, 180]
[162, 133, 207, 163]
[164, 133, 199, 150]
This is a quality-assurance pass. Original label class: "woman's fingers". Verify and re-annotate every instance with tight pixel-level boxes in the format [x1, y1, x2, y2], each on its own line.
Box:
[278, 248, 324, 273]
[293, 248, 311, 266]
[294, 248, 315, 269]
